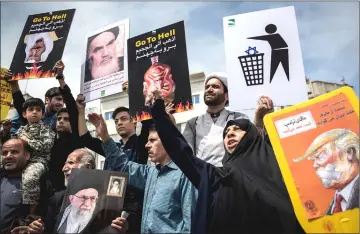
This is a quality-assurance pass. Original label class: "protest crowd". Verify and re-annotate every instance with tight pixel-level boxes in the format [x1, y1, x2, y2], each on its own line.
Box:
[0, 60, 306, 234]
[0, 6, 358, 234]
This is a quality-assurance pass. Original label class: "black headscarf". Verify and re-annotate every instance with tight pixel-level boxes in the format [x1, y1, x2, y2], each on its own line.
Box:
[208, 118, 304, 234]
[222, 118, 286, 189]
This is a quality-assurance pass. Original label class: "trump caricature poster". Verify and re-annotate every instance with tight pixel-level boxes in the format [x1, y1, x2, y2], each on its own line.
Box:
[9, 9, 75, 80]
[264, 86, 359, 233]
[56, 168, 128, 234]
[223, 6, 308, 112]
[127, 21, 193, 122]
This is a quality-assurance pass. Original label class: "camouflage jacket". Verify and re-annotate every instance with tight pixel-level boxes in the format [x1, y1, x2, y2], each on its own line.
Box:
[17, 123, 56, 167]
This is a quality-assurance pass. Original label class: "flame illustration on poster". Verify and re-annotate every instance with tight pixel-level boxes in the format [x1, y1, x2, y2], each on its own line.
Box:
[264, 86, 359, 233]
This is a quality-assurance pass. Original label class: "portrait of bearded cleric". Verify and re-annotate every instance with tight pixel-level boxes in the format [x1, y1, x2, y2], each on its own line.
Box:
[143, 61, 176, 107]
[84, 26, 125, 82]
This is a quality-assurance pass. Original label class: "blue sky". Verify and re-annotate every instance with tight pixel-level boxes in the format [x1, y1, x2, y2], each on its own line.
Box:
[1, 1, 359, 100]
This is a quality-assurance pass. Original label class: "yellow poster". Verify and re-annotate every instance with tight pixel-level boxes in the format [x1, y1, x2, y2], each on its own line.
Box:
[264, 86, 359, 233]
[0, 68, 12, 121]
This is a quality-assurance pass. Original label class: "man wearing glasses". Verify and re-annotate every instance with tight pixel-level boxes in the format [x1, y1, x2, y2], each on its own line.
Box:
[57, 187, 99, 233]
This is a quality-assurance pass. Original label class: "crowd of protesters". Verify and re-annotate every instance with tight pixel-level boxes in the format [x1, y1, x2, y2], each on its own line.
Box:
[0, 60, 305, 234]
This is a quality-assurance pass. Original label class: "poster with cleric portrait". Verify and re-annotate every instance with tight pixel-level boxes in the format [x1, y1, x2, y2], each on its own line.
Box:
[81, 19, 130, 102]
[55, 168, 128, 234]
[9, 9, 76, 80]
[127, 21, 193, 122]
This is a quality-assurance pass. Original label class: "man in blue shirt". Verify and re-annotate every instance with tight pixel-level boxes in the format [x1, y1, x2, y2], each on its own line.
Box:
[87, 112, 197, 233]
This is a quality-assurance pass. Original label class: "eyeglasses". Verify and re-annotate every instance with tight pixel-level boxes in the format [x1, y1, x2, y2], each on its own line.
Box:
[73, 195, 98, 203]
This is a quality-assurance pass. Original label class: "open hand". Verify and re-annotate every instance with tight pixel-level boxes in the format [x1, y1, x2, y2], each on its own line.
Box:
[87, 113, 110, 141]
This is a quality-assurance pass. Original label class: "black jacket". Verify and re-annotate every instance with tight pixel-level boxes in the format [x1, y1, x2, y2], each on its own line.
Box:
[150, 99, 305, 234]
[48, 84, 84, 191]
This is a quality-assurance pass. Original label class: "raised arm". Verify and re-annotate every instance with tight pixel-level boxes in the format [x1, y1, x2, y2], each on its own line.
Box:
[54, 61, 80, 141]
[150, 98, 205, 189]
[88, 112, 150, 190]
[76, 94, 105, 155]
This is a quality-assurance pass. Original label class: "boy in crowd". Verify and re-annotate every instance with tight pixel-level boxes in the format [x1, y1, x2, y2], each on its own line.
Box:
[17, 98, 56, 215]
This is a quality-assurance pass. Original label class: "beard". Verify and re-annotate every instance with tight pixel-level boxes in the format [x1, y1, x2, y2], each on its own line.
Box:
[316, 164, 342, 188]
[90, 57, 120, 79]
[66, 205, 95, 233]
[204, 92, 226, 106]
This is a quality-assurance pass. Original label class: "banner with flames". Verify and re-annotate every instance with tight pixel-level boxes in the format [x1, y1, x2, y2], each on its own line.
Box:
[127, 21, 193, 122]
[9, 9, 76, 80]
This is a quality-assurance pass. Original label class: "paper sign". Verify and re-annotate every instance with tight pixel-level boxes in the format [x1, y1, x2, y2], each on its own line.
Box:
[223, 6, 308, 111]
[264, 86, 359, 233]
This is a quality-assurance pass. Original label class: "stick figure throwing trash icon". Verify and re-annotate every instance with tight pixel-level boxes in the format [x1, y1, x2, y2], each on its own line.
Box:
[248, 24, 289, 83]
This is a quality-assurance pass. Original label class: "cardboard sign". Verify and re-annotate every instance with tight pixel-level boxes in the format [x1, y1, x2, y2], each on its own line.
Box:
[223, 6, 308, 111]
[56, 168, 128, 234]
[9, 9, 76, 80]
[127, 21, 193, 122]
[264, 86, 359, 233]
[81, 19, 130, 102]
[0, 68, 12, 121]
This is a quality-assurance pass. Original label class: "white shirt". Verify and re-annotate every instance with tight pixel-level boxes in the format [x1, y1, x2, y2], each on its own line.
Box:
[331, 174, 359, 213]
[183, 109, 248, 167]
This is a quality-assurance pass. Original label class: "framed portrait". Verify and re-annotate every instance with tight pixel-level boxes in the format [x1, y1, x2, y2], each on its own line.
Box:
[106, 175, 125, 197]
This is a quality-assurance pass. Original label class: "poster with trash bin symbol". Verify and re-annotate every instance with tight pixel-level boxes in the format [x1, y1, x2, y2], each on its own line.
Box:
[223, 6, 308, 111]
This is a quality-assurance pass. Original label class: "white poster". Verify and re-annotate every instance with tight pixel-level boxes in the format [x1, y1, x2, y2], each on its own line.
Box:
[223, 6, 308, 111]
[81, 19, 130, 102]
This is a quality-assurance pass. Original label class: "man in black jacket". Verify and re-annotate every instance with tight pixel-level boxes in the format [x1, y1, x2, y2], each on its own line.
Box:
[48, 60, 84, 192]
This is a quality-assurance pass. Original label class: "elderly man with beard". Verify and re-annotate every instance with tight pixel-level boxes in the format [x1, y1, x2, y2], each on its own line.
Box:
[18, 149, 129, 234]
[293, 129, 359, 215]
[85, 26, 124, 82]
[182, 72, 274, 167]
[77, 96, 144, 234]
[57, 187, 99, 233]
